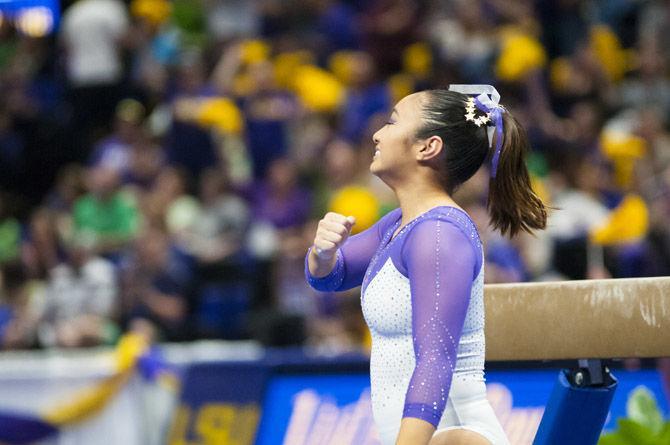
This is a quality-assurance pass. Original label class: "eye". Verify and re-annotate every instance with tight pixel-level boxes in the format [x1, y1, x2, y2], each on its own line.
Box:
[385, 120, 395, 126]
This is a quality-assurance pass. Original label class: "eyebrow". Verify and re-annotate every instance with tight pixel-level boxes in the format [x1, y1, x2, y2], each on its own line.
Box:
[391, 108, 399, 116]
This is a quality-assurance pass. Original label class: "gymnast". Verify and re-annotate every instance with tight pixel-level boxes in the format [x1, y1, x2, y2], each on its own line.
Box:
[305, 85, 547, 444]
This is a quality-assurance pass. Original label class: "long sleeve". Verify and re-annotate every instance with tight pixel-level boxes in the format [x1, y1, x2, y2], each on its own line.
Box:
[305, 209, 400, 292]
[401, 218, 480, 427]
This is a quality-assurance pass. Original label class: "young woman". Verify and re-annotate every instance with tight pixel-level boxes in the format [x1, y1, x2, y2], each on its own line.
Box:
[305, 85, 547, 445]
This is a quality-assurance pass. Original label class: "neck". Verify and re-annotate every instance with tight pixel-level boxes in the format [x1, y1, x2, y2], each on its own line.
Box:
[391, 173, 460, 226]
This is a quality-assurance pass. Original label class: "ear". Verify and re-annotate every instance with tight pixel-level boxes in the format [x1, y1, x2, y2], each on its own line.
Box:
[416, 135, 444, 161]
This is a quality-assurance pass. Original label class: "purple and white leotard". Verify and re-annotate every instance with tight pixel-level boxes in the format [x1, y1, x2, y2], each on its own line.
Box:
[306, 206, 509, 445]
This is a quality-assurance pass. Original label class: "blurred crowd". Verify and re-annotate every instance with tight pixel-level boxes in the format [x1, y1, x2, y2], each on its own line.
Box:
[0, 0, 668, 352]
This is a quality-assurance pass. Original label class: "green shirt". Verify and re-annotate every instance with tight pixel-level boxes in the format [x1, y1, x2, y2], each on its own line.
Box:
[0, 218, 20, 263]
[73, 192, 139, 244]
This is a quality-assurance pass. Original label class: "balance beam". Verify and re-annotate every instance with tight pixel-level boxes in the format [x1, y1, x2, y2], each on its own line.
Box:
[484, 277, 670, 361]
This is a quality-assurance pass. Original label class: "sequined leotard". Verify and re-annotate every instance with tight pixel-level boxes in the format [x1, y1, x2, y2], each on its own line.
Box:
[306, 206, 509, 444]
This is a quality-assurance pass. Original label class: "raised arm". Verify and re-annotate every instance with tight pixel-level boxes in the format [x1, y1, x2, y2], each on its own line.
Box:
[397, 218, 480, 443]
[305, 209, 399, 292]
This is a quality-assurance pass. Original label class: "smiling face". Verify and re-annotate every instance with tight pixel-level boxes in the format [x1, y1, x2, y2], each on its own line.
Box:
[370, 92, 437, 184]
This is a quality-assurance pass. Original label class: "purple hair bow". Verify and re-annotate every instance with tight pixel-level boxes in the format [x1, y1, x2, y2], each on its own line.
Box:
[448, 84, 506, 178]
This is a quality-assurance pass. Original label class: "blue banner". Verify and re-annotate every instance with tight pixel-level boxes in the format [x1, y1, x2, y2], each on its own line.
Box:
[251, 368, 667, 444]
[167, 362, 270, 445]
[256, 374, 377, 445]
[169, 351, 669, 445]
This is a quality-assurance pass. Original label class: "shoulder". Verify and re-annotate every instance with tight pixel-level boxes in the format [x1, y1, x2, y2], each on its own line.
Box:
[402, 207, 483, 270]
[413, 206, 479, 240]
[378, 207, 402, 226]
[372, 207, 401, 237]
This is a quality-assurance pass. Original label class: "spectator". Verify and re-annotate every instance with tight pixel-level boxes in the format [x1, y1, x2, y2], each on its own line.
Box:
[0, 192, 20, 265]
[45, 164, 86, 214]
[166, 52, 219, 179]
[240, 60, 300, 179]
[339, 51, 391, 143]
[21, 208, 63, 280]
[60, 0, 130, 153]
[428, 0, 496, 83]
[312, 0, 360, 57]
[72, 167, 140, 257]
[123, 133, 166, 191]
[360, 0, 422, 76]
[143, 166, 192, 230]
[249, 157, 311, 231]
[181, 168, 249, 265]
[0, 262, 37, 349]
[88, 98, 146, 176]
[38, 239, 118, 348]
[121, 227, 192, 341]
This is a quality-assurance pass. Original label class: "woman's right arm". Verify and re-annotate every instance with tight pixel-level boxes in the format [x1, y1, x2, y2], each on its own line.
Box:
[307, 212, 355, 280]
[306, 210, 395, 292]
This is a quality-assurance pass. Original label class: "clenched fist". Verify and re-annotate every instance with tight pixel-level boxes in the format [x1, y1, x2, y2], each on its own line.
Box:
[312, 212, 357, 260]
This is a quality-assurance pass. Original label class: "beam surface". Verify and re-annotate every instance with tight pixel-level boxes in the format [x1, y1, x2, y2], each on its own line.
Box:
[484, 277, 670, 361]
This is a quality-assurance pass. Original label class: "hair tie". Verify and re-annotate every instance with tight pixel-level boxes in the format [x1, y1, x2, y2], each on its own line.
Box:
[448, 84, 506, 178]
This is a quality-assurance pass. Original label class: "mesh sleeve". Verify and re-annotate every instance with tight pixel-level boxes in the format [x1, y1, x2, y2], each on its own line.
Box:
[305, 247, 346, 291]
[401, 218, 479, 426]
[305, 209, 400, 292]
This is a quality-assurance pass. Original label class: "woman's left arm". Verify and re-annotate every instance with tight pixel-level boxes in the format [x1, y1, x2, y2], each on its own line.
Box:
[396, 219, 479, 445]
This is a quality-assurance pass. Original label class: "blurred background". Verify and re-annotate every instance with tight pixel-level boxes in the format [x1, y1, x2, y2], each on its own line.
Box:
[0, 0, 668, 444]
[0, 0, 668, 351]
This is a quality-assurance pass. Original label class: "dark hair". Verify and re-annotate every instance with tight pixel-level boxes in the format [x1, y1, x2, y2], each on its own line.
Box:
[416, 89, 547, 237]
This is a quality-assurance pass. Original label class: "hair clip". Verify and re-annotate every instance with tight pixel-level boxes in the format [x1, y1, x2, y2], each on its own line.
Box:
[450, 84, 505, 178]
[464, 98, 490, 127]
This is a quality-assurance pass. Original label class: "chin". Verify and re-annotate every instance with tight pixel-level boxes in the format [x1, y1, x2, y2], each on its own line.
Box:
[369, 160, 380, 175]
[370, 165, 388, 184]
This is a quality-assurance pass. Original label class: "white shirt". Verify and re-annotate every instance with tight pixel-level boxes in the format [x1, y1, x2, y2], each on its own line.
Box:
[43, 257, 117, 323]
[60, 0, 129, 86]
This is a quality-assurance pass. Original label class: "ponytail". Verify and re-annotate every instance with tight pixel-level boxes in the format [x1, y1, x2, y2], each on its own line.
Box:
[487, 112, 547, 237]
[416, 87, 548, 237]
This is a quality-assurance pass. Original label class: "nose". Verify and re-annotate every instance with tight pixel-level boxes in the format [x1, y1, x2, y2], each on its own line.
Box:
[372, 131, 380, 145]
